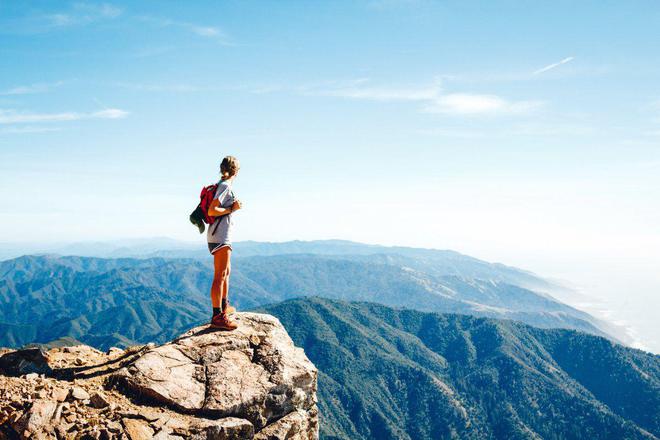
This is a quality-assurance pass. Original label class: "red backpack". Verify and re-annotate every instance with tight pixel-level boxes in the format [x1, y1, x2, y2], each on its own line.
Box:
[189, 183, 218, 234]
[199, 183, 219, 224]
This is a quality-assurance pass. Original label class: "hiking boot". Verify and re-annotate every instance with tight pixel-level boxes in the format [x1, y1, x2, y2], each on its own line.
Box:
[210, 312, 238, 331]
[225, 304, 236, 315]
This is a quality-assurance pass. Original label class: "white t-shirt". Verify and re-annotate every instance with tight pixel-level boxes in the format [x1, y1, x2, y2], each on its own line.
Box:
[206, 180, 235, 246]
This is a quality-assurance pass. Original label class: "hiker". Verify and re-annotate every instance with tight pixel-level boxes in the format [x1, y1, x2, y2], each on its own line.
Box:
[207, 156, 242, 330]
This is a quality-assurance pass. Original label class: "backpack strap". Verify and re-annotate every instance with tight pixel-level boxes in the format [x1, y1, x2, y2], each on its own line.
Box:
[211, 217, 221, 235]
[209, 180, 233, 236]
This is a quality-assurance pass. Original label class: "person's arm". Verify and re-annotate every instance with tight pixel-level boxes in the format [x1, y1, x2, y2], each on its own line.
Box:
[208, 199, 231, 217]
[208, 199, 242, 217]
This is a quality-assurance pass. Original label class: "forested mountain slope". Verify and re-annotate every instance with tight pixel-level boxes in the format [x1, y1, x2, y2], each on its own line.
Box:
[263, 297, 660, 440]
[0, 254, 610, 349]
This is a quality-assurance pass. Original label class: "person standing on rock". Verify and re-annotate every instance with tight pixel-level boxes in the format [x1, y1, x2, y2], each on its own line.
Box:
[207, 156, 242, 330]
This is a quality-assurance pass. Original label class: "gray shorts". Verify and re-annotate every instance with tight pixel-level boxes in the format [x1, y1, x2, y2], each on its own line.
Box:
[208, 243, 231, 254]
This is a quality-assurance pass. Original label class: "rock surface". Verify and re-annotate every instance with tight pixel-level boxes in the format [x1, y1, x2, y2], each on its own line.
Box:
[0, 348, 52, 376]
[0, 312, 318, 440]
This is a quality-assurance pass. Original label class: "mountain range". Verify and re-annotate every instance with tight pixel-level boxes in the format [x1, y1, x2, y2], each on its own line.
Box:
[0, 244, 619, 349]
[0, 240, 658, 439]
[262, 297, 659, 440]
[0, 238, 576, 293]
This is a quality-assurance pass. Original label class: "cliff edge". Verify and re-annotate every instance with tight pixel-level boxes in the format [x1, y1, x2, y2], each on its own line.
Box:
[0, 313, 318, 440]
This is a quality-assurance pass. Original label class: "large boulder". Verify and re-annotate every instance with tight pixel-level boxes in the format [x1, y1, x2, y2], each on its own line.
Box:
[114, 312, 318, 437]
[0, 348, 52, 376]
[0, 313, 319, 440]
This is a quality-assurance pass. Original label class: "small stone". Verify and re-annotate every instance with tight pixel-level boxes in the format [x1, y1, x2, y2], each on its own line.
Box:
[53, 402, 64, 422]
[165, 417, 188, 431]
[23, 399, 58, 434]
[25, 373, 39, 380]
[106, 420, 122, 432]
[205, 417, 254, 440]
[140, 409, 160, 422]
[89, 392, 110, 409]
[52, 388, 69, 402]
[70, 387, 90, 401]
[74, 357, 84, 366]
[152, 428, 171, 440]
[123, 418, 154, 440]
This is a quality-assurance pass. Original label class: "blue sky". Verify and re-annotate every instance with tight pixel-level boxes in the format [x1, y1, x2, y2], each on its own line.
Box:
[1, 2, 659, 347]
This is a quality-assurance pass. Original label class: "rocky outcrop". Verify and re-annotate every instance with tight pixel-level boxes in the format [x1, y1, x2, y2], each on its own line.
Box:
[0, 313, 318, 440]
[0, 348, 52, 376]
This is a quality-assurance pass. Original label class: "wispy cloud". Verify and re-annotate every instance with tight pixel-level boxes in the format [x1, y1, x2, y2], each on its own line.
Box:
[0, 81, 65, 96]
[0, 108, 128, 124]
[91, 108, 128, 119]
[306, 79, 540, 115]
[312, 80, 439, 101]
[533, 57, 575, 75]
[45, 3, 122, 28]
[189, 25, 222, 37]
[426, 93, 540, 115]
[0, 2, 122, 34]
[2, 5, 230, 46]
[138, 16, 231, 44]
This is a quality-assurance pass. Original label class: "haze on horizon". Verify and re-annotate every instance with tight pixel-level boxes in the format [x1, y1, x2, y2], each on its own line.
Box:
[1, 1, 659, 352]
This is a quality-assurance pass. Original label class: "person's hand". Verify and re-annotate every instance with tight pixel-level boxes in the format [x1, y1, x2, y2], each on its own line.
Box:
[231, 200, 242, 212]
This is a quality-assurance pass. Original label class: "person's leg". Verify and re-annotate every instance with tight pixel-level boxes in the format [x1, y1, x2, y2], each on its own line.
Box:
[211, 247, 230, 316]
[220, 251, 232, 311]
[210, 246, 238, 330]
